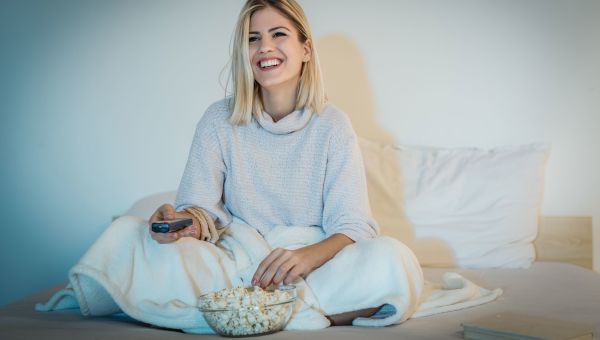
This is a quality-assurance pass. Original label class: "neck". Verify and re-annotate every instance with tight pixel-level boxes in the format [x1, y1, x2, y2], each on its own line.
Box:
[261, 82, 298, 122]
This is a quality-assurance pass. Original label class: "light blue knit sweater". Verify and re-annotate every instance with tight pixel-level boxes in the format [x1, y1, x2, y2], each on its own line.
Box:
[174, 98, 379, 242]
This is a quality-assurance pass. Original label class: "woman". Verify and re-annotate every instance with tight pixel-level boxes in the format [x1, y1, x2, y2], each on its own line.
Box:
[150, 0, 388, 325]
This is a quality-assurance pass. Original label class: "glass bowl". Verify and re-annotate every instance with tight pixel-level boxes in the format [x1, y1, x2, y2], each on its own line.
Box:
[198, 285, 297, 337]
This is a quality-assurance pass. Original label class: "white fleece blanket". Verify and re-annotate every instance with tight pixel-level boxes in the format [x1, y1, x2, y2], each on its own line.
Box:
[36, 216, 502, 333]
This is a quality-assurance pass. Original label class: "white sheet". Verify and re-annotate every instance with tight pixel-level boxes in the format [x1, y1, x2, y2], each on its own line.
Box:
[34, 215, 501, 333]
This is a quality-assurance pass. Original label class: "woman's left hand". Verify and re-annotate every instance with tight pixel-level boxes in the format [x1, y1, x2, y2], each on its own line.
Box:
[251, 247, 320, 288]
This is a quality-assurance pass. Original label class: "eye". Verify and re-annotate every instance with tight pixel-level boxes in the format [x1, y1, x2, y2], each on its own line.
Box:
[249, 36, 259, 43]
[273, 31, 287, 38]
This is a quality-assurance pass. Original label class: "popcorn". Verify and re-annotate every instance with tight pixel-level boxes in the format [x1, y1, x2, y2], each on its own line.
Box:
[198, 285, 296, 337]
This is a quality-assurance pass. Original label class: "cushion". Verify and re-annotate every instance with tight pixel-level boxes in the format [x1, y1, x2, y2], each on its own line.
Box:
[359, 137, 551, 269]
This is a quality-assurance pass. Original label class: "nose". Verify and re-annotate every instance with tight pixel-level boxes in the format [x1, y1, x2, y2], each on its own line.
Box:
[258, 36, 274, 54]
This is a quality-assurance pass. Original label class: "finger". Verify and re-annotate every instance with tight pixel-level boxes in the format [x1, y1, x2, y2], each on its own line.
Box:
[150, 203, 172, 222]
[175, 225, 197, 239]
[165, 229, 183, 240]
[272, 259, 295, 286]
[160, 204, 175, 220]
[150, 229, 178, 243]
[157, 235, 177, 244]
[258, 252, 292, 288]
[149, 210, 160, 223]
[283, 266, 303, 285]
[150, 230, 165, 243]
[154, 235, 170, 244]
[181, 224, 198, 238]
[252, 248, 285, 286]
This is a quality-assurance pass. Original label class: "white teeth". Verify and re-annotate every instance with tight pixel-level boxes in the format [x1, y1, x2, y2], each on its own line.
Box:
[260, 59, 281, 68]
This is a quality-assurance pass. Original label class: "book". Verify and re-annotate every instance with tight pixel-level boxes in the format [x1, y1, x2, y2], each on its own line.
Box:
[461, 312, 595, 340]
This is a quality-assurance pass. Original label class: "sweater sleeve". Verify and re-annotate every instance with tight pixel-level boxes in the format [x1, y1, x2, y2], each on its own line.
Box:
[174, 107, 233, 229]
[321, 125, 380, 242]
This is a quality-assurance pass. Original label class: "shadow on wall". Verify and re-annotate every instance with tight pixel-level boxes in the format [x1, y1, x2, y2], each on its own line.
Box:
[317, 34, 457, 267]
[316, 34, 396, 145]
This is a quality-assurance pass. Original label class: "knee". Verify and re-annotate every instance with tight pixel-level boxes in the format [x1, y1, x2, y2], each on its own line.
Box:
[358, 236, 421, 270]
[359, 236, 412, 258]
[110, 215, 148, 233]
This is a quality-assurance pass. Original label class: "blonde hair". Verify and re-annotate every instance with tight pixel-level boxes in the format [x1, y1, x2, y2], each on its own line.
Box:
[226, 0, 327, 125]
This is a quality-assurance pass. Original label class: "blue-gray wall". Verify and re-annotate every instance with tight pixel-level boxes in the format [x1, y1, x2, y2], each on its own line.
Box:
[0, 0, 242, 306]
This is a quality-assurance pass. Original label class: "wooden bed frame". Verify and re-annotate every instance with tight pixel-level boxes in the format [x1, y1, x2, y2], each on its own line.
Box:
[535, 216, 593, 269]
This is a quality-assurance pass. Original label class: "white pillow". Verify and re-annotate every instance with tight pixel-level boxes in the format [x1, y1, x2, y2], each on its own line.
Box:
[359, 138, 551, 269]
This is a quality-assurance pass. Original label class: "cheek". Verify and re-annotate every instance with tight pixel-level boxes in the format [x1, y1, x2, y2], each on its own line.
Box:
[248, 46, 258, 65]
[288, 46, 306, 66]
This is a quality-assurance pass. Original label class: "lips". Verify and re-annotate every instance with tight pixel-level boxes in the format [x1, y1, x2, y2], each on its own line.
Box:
[256, 58, 284, 71]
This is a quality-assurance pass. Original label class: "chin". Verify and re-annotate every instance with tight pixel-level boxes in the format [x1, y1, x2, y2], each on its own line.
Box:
[255, 76, 298, 92]
[257, 80, 282, 89]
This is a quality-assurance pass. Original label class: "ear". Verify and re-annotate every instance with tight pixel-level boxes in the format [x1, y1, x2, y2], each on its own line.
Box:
[302, 39, 312, 62]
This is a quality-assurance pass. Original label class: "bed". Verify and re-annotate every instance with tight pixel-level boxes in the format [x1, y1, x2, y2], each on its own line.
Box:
[2, 260, 599, 339]
[2, 138, 599, 339]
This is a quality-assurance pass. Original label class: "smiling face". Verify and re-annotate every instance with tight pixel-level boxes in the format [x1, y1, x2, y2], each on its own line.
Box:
[248, 6, 311, 94]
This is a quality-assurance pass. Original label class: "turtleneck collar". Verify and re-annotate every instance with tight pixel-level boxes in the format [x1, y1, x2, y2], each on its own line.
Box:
[255, 106, 313, 135]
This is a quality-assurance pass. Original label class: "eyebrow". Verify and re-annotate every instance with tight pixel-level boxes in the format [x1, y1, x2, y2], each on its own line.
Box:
[249, 26, 291, 35]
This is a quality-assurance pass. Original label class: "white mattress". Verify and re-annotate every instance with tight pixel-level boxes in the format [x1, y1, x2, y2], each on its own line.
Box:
[1, 261, 599, 339]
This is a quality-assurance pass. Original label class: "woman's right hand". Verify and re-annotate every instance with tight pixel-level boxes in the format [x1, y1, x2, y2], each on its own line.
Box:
[148, 203, 200, 244]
